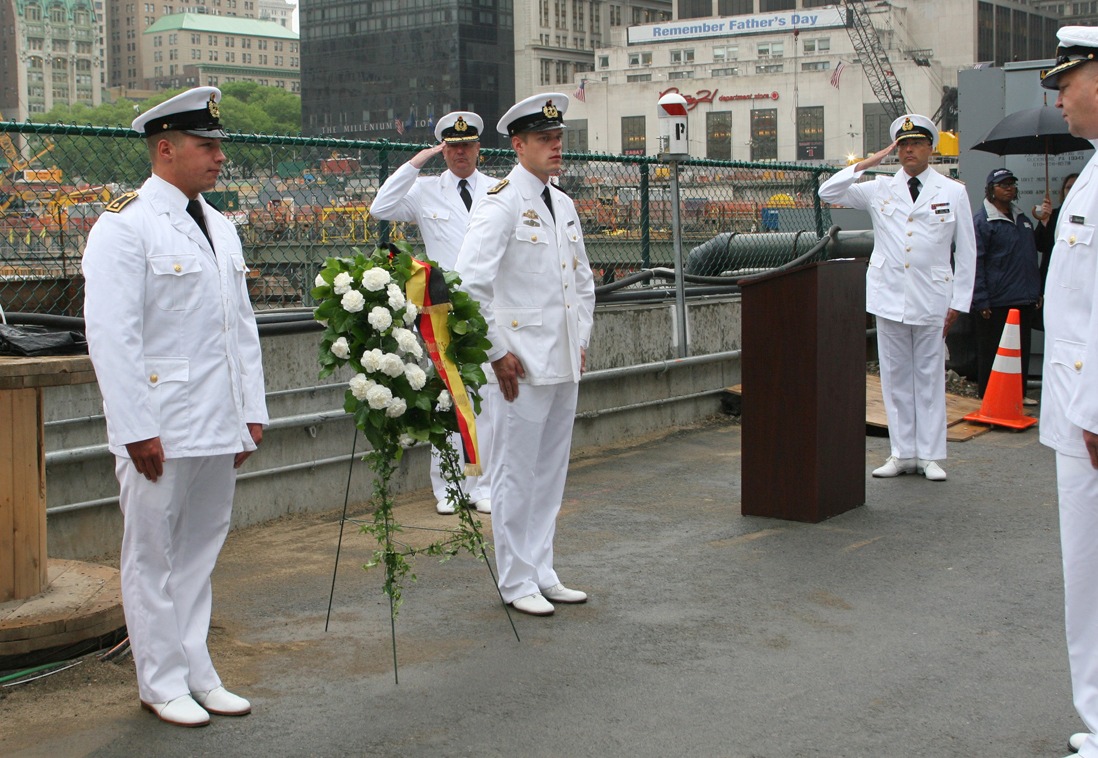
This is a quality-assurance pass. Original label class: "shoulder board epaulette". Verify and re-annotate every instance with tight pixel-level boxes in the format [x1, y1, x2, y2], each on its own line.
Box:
[487, 179, 510, 195]
[105, 191, 139, 213]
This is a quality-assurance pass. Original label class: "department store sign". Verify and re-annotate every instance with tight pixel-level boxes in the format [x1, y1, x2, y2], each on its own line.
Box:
[628, 6, 846, 44]
[659, 87, 780, 110]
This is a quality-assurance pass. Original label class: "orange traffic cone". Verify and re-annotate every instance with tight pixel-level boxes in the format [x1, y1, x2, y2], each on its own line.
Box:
[963, 307, 1037, 430]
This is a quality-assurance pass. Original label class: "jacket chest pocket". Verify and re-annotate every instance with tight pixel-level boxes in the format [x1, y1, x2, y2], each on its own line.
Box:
[1056, 221, 1095, 290]
[513, 224, 548, 273]
[930, 210, 956, 243]
[148, 253, 203, 311]
[423, 207, 452, 225]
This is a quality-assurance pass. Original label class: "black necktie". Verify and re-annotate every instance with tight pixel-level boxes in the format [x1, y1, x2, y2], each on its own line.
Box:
[458, 178, 472, 211]
[908, 176, 921, 203]
[541, 186, 555, 221]
[186, 198, 214, 251]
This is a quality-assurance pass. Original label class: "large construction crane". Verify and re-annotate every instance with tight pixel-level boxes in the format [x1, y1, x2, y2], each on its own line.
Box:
[843, 0, 909, 122]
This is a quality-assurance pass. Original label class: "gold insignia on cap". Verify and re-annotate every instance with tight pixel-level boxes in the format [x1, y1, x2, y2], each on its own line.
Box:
[901, 118, 914, 132]
[543, 100, 559, 119]
[455, 117, 468, 133]
[208, 93, 220, 119]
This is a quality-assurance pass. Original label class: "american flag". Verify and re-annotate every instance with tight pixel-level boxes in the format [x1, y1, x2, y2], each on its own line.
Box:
[830, 61, 847, 89]
[573, 79, 587, 102]
[395, 117, 405, 136]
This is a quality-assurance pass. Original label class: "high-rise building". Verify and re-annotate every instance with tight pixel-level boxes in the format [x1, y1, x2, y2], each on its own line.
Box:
[299, 0, 515, 147]
[143, 13, 299, 91]
[107, 0, 272, 91]
[566, 0, 1060, 162]
[258, 0, 293, 28]
[1032, 1, 1098, 25]
[0, 0, 103, 121]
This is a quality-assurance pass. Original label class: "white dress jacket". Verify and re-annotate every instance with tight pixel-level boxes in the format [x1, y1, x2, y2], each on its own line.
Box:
[819, 164, 976, 325]
[82, 174, 268, 458]
[455, 163, 595, 384]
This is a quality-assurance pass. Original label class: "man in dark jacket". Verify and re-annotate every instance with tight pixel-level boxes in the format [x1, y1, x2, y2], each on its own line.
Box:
[971, 168, 1041, 399]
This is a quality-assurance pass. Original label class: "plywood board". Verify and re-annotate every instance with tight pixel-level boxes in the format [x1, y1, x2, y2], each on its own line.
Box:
[726, 374, 992, 441]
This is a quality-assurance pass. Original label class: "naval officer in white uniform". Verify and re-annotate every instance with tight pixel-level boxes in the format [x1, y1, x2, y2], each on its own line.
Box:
[370, 111, 494, 515]
[83, 87, 267, 727]
[1036, 27, 1098, 758]
[819, 114, 976, 482]
[454, 93, 596, 616]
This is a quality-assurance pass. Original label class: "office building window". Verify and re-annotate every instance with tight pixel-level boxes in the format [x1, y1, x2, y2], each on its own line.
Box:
[621, 115, 646, 156]
[751, 108, 777, 161]
[797, 105, 825, 160]
[706, 111, 732, 161]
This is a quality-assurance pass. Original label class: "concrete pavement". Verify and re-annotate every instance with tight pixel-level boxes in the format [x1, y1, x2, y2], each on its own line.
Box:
[0, 416, 1079, 757]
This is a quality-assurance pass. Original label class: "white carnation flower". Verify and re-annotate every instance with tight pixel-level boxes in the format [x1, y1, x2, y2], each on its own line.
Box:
[387, 282, 406, 309]
[436, 389, 452, 412]
[368, 306, 393, 331]
[379, 352, 405, 378]
[361, 348, 383, 373]
[404, 363, 427, 390]
[314, 273, 326, 287]
[398, 433, 416, 447]
[330, 336, 350, 359]
[392, 327, 422, 358]
[362, 267, 391, 292]
[403, 303, 418, 325]
[333, 271, 354, 295]
[348, 373, 372, 401]
[365, 383, 393, 410]
[385, 397, 408, 418]
[341, 290, 365, 313]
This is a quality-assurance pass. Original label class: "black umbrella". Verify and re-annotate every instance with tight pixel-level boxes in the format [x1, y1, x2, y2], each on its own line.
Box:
[971, 105, 1092, 196]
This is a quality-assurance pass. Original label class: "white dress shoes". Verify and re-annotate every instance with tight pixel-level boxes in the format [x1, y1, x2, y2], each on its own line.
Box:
[872, 456, 916, 478]
[141, 694, 210, 727]
[1069, 732, 1089, 752]
[917, 459, 947, 481]
[192, 686, 251, 716]
[473, 498, 492, 514]
[435, 499, 456, 515]
[510, 592, 555, 616]
[541, 583, 587, 604]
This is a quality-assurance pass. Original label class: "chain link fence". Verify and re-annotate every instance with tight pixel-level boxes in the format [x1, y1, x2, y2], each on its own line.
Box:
[0, 121, 834, 316]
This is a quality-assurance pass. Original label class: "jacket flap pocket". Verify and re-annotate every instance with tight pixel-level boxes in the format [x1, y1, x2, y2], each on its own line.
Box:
[496, 307, 542, 330]
[149, 254, 201, 276]
[1050, 339, 1086, 373]
[144, 356, 189, 385]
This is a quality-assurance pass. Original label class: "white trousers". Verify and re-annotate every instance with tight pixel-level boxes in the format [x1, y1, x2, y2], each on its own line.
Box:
[876, 316, 947, 461]
[115, 454, 236, 704]
[1057, 453, 1098, 758]
[488, 381, 578, 603]
[430, 387, 495, 505]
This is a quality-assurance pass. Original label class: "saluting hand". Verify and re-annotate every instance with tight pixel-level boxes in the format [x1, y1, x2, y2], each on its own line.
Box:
[855, 140, 898, 173]
[492, 352, 526, 402]
[409, 143, 445, 169]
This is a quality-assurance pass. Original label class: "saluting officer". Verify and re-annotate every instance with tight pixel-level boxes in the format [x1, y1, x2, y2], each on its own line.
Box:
[83, 87, 267, 727]
[371, 110, 494, 515]
[819, 114, 976, 482]
[454, 93, 595, 617]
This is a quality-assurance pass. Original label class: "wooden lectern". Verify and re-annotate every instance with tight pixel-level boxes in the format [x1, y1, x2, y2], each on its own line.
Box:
[739, 260, 866, 522]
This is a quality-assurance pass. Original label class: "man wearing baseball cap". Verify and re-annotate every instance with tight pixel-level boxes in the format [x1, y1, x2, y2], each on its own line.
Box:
[453, 93, 595, 616]
[1038, 26, 1098, 758]
[371, 110, 495, 516]
[971, 168, 1040, 401]
[819, 114, 976, 483]
[82, 87, 267, 727]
